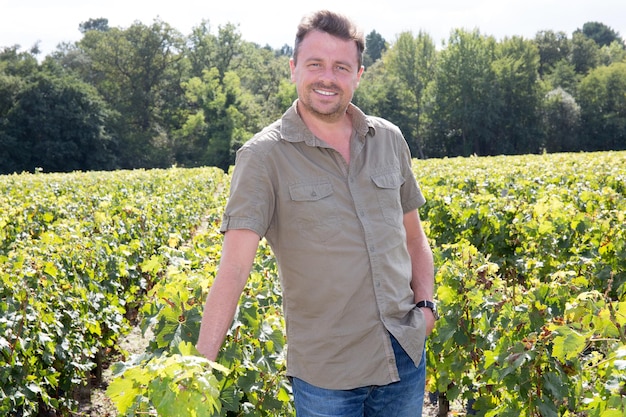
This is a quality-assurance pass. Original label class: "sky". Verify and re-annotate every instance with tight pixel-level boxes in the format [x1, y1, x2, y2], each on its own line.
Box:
[1, 0, 625, 57]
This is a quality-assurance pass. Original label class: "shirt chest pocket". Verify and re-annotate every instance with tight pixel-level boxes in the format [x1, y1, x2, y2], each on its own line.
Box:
[371, 170, 405, 228]
[288, 180, 341, 242]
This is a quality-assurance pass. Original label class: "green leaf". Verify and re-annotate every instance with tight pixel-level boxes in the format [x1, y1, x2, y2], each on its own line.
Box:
[140, 255, 163, 274]
[277, 386, 291, 403]
[219, 383, 242, 412]
[535, 397, 558, 417]
[543, 371, 569, 399]
[552, 326, 587, 361]
[107, 375, 142, 414]
[600, 410, 624, 417]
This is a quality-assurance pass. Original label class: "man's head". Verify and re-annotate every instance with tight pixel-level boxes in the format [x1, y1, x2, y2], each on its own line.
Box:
[293, 10, 365, 69]
[289, 10, 365, 124]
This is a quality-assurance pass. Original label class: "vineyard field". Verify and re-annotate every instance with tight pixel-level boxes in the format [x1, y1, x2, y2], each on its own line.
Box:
[1, 151, 625, 416]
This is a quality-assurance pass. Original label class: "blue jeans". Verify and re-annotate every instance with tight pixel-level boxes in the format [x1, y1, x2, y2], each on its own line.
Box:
[291, 335, 426, 417]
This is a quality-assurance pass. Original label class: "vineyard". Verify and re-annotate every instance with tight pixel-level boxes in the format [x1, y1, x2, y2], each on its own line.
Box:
[1, 151, 625, 416]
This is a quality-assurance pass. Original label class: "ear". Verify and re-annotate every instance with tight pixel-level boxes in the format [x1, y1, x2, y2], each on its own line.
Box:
[355, 65, 364, 87]
[289, 58, 296, 82]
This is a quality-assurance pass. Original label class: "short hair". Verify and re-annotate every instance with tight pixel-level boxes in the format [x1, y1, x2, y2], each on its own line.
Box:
[293, 10, 365, 68]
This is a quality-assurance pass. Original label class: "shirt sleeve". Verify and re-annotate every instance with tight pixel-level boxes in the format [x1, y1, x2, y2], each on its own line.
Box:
[397, 132, 426, 213]
[220, 145, 275, 237]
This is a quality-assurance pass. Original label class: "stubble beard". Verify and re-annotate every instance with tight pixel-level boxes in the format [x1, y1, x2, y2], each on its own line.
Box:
[300, 83, 349, 123]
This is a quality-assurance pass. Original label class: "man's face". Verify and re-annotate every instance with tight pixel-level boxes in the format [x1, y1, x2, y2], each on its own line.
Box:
[290, 30, 364, 123]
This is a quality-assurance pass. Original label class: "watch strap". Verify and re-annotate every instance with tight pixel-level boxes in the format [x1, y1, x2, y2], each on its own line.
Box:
[415, 300, 439, 320]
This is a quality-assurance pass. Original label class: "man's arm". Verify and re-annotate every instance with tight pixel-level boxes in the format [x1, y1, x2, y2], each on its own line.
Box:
[196, 228, 261, 361]
[403, 209, 436, 335]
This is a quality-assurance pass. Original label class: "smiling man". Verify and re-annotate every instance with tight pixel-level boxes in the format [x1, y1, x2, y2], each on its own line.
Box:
[196, 10, 435, 417]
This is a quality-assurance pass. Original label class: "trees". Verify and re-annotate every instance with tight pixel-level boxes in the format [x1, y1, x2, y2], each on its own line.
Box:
[67, 18, 285, 172]
[571, 31, 601, 74]
[541, 88, 582, 152]
[0, 72, 115, 174]
[534, 30, 571, 76]
[72, 19, 186, 168]
[543, 59, 579, 95]
[78, 18, 110, 34]
[364, 30, 387, 67]
[175, 68, 251, 171]
[383, 31, 436, 158]
[0, 48, 30, 120]
[176, 22, 289, 170]
[0, 46, 115, 174]
[578, 62, 626, 151]
[360, 23, 621, 159]
[2, 17, 626, 173]
[491, 36, 543, 154]
[233, 42, 292, 128]
[599, 40, 626, 66]
[578, 21, 625, 48]
[431, 29, 499, 156]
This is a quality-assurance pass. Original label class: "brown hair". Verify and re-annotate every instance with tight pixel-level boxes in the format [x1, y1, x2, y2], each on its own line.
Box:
[293, 10, 365, 68]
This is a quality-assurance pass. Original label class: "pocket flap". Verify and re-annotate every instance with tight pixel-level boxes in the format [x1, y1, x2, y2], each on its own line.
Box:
[289, 181, 334, 201]
[371, 171, 404, 189]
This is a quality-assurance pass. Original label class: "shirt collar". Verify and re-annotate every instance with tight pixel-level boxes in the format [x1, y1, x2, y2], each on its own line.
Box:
[280, 100, 375, 145]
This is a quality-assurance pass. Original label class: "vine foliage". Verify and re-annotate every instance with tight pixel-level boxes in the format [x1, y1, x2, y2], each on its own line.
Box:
[1, 152, 625, 416]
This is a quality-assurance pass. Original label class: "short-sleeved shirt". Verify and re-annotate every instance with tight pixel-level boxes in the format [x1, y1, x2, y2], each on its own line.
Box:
[220, 101, 427, 389]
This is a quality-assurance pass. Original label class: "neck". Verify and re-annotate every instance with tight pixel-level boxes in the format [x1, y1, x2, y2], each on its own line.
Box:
[297, 102, 354, 163]
[297, 101, 352, 139]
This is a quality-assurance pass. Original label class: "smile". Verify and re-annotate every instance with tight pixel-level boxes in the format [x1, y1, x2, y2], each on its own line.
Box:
[315, 89, 337, 96]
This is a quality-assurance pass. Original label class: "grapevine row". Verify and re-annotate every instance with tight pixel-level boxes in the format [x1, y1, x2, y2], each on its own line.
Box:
[2, 151, 625, 416]
[0, 167, 226, 415]
[108, 151, 626, 416]
[419, 152, 626, 415]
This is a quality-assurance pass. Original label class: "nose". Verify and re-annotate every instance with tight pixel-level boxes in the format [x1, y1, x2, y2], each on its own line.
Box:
[319, 65, 337, 83]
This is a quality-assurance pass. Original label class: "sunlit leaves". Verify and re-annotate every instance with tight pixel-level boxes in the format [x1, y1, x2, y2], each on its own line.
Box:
[0, 166, 227, 415]
[420, 151, 626, 415]
[108, 344, 226, 417]
[2, 151, 624, 416]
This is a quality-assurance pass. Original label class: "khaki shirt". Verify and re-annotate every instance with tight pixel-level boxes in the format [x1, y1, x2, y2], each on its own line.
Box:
[221, 101, 427, 389]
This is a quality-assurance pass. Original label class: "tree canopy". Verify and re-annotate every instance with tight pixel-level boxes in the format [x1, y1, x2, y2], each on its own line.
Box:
[1, 18, 625, 174]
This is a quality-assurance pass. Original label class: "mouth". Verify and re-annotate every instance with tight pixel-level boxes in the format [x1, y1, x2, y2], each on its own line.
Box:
[312, 83, 340, 97]
[314, 89, 338, 97]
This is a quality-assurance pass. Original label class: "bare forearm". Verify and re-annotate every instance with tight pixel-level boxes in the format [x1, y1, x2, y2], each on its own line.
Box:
[196, 270, 248, 361]
[409, 241, 435, 334]
[196, 229, 260, 361]
[403, 210, 434, 301]
[409, 239, 434, 302]
[403, 209, 436, 334]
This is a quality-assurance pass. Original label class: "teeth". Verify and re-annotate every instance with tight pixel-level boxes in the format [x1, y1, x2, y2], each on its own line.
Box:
[315, 90, 336, 96]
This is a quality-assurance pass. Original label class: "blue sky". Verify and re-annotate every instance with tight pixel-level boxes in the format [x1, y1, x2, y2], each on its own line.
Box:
[2, 0, 625, 56]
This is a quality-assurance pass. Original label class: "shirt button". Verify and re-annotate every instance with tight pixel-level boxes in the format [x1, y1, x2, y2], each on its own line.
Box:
[375, 281, 381, 288]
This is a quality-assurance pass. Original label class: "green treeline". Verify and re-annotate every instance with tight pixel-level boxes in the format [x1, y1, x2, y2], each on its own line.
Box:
[1, 18, 625, 175]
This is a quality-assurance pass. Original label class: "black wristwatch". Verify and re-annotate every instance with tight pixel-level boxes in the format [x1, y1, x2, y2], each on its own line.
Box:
[415, 300, 439, 320]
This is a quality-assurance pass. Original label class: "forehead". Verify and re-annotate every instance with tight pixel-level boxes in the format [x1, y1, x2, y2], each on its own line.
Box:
[297, 30, 359, 64]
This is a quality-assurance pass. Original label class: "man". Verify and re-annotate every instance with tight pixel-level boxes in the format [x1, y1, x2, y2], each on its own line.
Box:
[196, 10, 436, 417]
